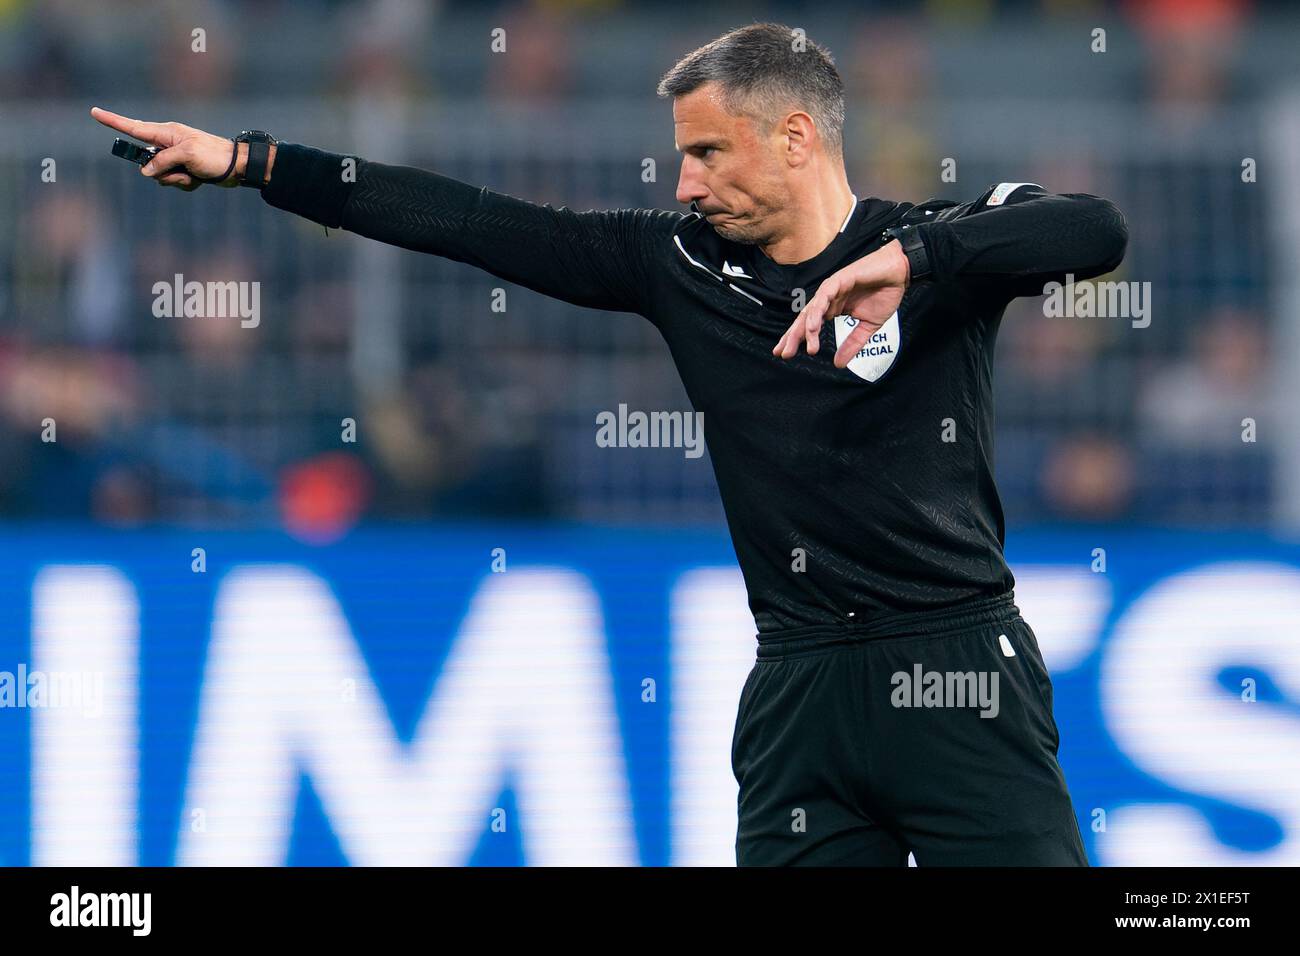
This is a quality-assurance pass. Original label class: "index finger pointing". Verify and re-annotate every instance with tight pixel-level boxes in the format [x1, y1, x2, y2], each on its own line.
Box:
[90, 107, 172, 146]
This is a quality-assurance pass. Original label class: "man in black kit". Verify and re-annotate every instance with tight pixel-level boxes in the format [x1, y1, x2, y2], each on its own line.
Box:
[92, 20, 1126, 866]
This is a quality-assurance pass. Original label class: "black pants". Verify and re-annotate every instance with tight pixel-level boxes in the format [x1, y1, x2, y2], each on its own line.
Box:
[731, 593, 1088, 866]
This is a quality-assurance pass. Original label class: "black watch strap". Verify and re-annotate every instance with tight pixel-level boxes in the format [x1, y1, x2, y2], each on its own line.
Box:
[237, 130, 276, 189]
[882, 224, 931, 282]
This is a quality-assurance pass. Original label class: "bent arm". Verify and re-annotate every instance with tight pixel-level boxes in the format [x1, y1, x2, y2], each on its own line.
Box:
[914, 185, 1129, 298]
[262, 143, 679, 316]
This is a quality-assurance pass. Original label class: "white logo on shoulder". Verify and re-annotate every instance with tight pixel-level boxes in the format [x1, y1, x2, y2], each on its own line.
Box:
[986, 182, 1040, 206]
[834, 310, 901, 383]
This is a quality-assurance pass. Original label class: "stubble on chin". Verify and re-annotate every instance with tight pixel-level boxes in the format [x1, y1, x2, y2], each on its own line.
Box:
[711, 196, 781, 246]
[711, 220, 764, 246]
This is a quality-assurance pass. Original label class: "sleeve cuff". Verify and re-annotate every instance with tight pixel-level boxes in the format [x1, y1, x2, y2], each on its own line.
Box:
[260, 143, 355, 229]
[911, 222, 951, 282]
[889, 223, 933, 282]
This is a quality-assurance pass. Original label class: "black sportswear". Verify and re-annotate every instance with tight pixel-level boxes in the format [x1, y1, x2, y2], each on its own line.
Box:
[261, 146, 1128, 634]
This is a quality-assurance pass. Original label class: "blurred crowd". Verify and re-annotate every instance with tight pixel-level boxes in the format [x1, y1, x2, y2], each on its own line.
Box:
[0, 0, 1288, 536]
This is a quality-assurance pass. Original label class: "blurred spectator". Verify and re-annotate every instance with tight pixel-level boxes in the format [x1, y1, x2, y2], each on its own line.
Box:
[17, 190, 126, 347]
[0, 345, 153, 523]
[1040, 433, 1137, 521]
[150, 0, 236, 99]
[360, 358, 547, 518]
[484, 2, 575, 103]
[845, 16, 937, 200]
[1126, 0, 1250, 132]
[1131, 307, 1273, 524]
[1138, 307, 1271, 449]
[334, 0, 437, 97]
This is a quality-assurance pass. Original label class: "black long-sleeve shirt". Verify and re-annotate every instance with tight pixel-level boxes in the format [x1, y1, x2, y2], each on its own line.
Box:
[262, 144, 1128, 633]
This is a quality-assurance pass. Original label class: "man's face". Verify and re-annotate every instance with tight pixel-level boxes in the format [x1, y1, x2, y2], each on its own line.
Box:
[672, 83, 789, 246]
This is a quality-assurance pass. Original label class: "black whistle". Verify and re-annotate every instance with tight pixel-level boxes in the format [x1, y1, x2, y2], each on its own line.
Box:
[111, 137, 160, 166]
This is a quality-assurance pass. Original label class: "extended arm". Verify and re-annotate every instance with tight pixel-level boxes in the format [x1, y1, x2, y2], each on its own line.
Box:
[89, 107, 678, 318]
[263, 143, 678, 315]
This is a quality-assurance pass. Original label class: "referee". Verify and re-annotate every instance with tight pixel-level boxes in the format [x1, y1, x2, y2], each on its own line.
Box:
[91, 21, 1126, 866]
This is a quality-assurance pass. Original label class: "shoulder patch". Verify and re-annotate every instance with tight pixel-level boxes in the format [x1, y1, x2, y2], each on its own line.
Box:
[986, 182, 1041, 206]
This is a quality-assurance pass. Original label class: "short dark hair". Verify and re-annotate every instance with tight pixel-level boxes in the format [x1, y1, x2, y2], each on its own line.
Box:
[656, 22, 845, 158]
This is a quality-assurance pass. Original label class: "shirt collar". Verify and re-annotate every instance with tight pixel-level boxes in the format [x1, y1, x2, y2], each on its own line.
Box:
[673, 193, 902, 310]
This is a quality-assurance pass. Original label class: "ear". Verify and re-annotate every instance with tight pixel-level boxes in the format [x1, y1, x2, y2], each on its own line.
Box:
[783, 111, 817, 164]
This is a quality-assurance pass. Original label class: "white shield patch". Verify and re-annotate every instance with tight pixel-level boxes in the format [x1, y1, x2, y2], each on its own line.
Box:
[834, 311, 901, 383]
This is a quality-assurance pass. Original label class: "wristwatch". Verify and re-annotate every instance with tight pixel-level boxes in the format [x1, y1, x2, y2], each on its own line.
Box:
[881, 224, 931, 282]
[236, 129, 276, 188]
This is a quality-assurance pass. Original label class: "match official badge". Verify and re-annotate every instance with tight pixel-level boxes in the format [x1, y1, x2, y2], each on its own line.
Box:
[986, 182, 1040, 206]
[834, 310, 901, 383]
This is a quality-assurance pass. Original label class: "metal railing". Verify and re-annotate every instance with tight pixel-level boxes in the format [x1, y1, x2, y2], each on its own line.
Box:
[0, 96, 1280, 527]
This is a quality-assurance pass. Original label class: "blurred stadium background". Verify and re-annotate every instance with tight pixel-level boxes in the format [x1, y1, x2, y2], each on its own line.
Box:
[1, 0, 1299, 866]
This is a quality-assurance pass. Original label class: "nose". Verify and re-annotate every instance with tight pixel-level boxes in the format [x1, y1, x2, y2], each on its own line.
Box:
[675, 157, 708, 209]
